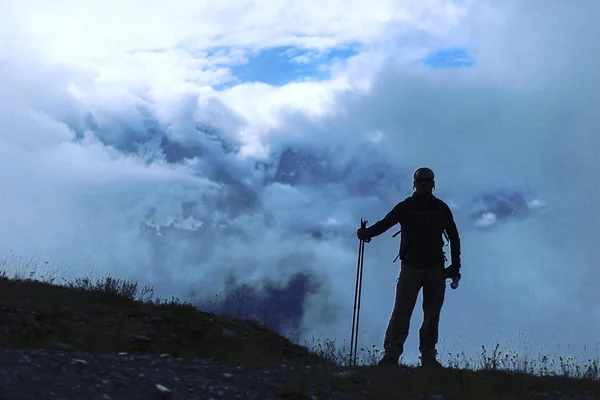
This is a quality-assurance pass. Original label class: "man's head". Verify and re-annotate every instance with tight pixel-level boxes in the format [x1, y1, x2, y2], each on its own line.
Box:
[413, 167, 435, 195]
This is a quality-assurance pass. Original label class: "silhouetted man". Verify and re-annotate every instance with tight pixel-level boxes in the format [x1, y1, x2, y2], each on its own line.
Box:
[356, 167, 461, 368]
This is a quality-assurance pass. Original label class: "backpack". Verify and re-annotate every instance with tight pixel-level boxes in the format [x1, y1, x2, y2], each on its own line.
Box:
[390, 196, 450, 263]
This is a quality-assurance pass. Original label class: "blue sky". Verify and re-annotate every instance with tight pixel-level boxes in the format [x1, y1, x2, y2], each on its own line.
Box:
[422, 47, 475, 69]
[229, 44, 360, 86]
[228, 45, 474, 86]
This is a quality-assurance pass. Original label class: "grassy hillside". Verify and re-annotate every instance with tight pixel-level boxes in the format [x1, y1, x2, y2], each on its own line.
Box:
[1, 261, 600, 399]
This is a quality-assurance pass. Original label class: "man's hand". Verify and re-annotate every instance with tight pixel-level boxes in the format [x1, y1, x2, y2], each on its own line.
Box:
[356, 227, 371, 243]
[444, 263, 461, 279]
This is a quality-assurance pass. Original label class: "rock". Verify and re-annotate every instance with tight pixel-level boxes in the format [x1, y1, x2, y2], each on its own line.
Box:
[129, 334, 152, 352]
[155, 384, 172, 399]
[50, 341, 73, 352]
[222, 328, 237, 338]
[130, 335, 151, 342]
[333, 371, 352, 379]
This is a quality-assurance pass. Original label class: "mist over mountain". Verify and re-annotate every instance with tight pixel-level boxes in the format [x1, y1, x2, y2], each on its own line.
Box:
[35, 95, 544, 346]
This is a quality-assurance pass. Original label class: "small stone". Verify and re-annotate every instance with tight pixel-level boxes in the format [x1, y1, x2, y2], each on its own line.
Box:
[130, 334, 151, 342]
[156, 384, 170, 392]
[333, 371, 352, 378]
[100, 394, 111, 400]
[222, 328, 237, 337]
[222, 373, 233, 378]
[155, 384, 172, 400]
[51, 341, 73, 352]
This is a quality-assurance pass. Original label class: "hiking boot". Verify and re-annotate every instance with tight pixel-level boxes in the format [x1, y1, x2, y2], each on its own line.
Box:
[377, 355, 399, 367]
[420, 357, 443, 368]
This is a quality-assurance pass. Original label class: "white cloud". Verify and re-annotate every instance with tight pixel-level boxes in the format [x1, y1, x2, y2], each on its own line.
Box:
[0, 0, 477, 160]
[0, 0, 474, 91]
[475, 213, 497, 228]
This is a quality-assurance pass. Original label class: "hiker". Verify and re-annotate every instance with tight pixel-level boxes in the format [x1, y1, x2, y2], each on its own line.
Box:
[356, 167, 461, 368]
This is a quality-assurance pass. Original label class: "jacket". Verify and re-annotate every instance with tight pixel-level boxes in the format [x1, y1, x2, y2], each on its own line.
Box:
[365, 193, 461, 267]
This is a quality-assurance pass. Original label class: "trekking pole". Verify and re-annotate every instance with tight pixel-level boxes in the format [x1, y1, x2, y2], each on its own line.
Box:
[350, 218, 368, 367]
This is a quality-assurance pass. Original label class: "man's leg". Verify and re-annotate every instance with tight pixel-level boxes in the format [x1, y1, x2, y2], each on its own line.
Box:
[418, 264, 446, 365]
[381, 264, 422, 363]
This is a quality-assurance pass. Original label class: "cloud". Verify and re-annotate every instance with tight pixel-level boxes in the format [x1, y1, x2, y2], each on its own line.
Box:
[0, 0, 473, 92]
[1, 0, 599, 366]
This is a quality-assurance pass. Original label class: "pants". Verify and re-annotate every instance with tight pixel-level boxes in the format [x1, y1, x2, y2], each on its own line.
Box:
[383, 262, 446, 361]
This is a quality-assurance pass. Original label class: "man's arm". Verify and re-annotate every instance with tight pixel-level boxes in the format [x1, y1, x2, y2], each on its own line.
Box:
[364, 201, 406, 238]
[442, 203, 461, 266]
